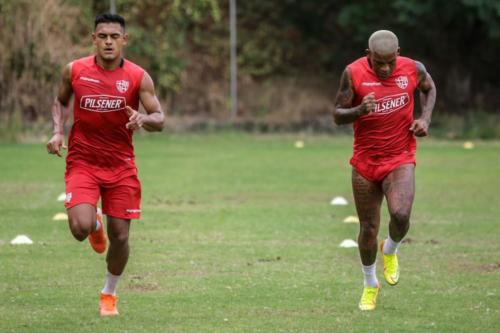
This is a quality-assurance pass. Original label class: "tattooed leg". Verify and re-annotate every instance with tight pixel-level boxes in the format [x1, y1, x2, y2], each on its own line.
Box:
[352, 168, 384, 265]
[382, 164, 415, 242]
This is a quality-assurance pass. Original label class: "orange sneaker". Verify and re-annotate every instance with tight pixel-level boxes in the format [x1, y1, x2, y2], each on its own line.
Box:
[99, 293, 119, 316]
[88, 208, 106, 254]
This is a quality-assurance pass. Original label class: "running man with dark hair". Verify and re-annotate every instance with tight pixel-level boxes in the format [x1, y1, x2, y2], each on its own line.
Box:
[333, 30, 436, 310]
[46, 13, 165, 316]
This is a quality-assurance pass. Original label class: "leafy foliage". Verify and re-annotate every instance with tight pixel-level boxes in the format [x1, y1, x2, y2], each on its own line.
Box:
[0, 0, 499, 136]
[0, 0, 89, 130]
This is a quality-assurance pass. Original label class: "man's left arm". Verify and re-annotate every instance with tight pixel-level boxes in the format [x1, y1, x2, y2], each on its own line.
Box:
[126, 71, 165, 132]
[410, 61, 436, 137]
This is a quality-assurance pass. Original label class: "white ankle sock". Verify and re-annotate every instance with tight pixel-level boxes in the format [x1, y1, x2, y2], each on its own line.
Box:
[362, 262, 378, 288]
[383, 236, 400, 255]
[102, 271, 121, 295]
[95, 208, 102, 231]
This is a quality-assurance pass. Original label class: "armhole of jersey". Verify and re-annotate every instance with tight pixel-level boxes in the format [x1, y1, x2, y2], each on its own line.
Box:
[140, 70, 146, 89]
[69, 61, 79, 85]
[347, 65, 359, 96]
[135, 70, 146, 96]
[412, 60, 419, 88]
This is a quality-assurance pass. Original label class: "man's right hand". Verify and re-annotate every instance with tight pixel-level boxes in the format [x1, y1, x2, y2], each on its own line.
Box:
[360, 92, 376, 115]
[46, 133, 67, 157]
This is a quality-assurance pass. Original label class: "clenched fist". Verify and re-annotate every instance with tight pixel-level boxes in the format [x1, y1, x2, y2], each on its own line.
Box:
[360, 92, 376, 115]
[46, 133, 67, 157]
[410, 119, 430, 137]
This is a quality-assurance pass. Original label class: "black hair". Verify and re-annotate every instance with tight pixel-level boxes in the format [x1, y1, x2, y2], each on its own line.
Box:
[94, 13, 125, 30]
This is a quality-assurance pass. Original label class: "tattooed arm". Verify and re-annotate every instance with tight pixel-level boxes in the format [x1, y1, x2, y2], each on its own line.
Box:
[333, 67, 375, 125]
[409, 61, 436, 137]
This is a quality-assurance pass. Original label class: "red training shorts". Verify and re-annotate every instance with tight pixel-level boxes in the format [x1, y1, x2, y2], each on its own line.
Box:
[350, 154, 416, 182]
[64, 165, 141, 219]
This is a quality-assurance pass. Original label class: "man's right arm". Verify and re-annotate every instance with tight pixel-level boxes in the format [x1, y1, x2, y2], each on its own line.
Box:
[333, 68, 375, 125]
[46, 63, 73, 157]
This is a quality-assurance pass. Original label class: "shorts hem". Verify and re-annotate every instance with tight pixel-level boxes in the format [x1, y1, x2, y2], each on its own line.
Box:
[350, 157, 416, 182]
[64, 201, 97, 210]
[103, 210, 141, 220]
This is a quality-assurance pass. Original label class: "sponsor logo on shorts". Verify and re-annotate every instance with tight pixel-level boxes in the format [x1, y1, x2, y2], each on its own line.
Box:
[65, 192, 72, 203]
[80, 76, 101, 84]
[116, 80, 129, 93]
[126, 209, 141, 214]
[395, 75, 408, 89]
[80, 95, 126, 112]
[373, 93, 409, 115]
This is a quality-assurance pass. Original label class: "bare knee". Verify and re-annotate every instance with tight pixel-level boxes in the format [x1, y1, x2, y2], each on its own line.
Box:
[68, 218, 92, 241]
[67, 205, 96, 242]
[388, 209, 411, 242]
[109, 231, 129, 247]
[391, 209, 411, 226]
[359, 222, 379, 247]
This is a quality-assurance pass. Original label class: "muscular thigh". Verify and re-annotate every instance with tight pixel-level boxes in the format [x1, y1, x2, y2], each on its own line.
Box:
[352, 168, 384, 223]
[67, 203, 96, 230]
[382, 163, 415, 216]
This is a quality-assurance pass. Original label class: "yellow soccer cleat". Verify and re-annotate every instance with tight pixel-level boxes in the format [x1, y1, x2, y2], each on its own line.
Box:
[380, 239, 400, 286]
[358, 284, 380, 311]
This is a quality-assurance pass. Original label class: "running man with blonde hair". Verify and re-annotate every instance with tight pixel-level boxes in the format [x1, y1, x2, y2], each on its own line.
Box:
[333, 30, 436, 310]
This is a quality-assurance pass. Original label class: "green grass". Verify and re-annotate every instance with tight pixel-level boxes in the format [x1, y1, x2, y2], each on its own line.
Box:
[0, 133, 499, 332]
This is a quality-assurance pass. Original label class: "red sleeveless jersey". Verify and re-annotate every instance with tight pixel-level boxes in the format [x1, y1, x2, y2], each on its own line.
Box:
[348, 56, 418, 162]
[67, 56, 144, 170]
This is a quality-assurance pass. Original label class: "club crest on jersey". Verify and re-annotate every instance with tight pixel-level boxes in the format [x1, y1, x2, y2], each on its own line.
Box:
[395, 76, 408, 89]
[116, 80, 129, 93]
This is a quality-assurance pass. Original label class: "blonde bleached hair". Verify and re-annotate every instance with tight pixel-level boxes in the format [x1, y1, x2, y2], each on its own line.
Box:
[368, 30, 399, 55]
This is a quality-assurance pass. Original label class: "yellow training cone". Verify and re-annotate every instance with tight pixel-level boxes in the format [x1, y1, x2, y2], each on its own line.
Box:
[53, 212, 68, 221]
[463, 141, 475, 149]
[294, 140, 304, 148]
[343, 215, 359, 224]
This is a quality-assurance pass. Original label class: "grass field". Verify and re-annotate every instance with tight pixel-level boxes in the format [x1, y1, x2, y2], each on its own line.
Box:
[0, 133, 499, 332]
